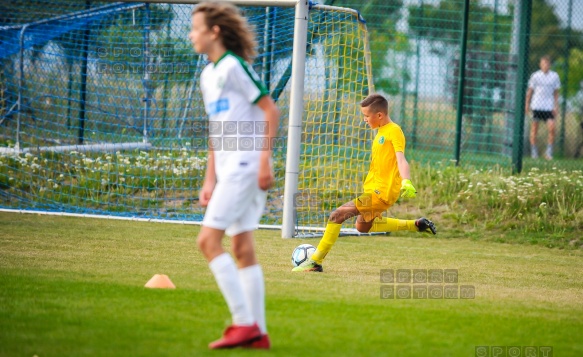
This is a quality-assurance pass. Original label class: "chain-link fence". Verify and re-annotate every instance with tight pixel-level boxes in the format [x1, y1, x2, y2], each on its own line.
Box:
[0, 0, 581, 228]
[2, 0, 581, 167]
[350, 0, 583, 171]
[0, 1, 374, 229]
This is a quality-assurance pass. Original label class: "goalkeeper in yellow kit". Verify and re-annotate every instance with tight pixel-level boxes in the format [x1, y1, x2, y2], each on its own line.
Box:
[293, 93, 436, 272]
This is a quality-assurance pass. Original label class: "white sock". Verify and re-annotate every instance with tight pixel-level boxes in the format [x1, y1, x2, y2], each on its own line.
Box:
[238, 264, 267, 334]
[209, 253, 254, 326]
[546, 144, 553, 157]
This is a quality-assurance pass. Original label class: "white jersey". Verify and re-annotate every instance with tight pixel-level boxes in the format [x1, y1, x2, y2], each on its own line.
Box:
[200, 51, 269, 181]
[528, 70, 561, 111]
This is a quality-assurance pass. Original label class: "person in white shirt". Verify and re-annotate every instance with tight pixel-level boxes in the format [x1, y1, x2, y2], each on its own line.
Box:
[525, 56, 561, 160]
[572, 81, 583, 158]
[188, 2, 279, 350]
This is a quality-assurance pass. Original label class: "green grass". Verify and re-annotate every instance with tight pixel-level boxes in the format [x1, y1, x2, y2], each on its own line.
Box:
[295, 160, 583, 249]
[410, 162, 583, 248]
[1, 212, 582, 356]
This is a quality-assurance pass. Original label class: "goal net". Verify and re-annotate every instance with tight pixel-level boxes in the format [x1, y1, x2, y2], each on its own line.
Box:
[0, 1, 373, 237]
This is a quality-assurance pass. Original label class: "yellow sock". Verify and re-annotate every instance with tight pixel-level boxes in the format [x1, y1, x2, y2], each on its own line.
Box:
[368, 217, 417, 232]
[311, 221, 342, 264]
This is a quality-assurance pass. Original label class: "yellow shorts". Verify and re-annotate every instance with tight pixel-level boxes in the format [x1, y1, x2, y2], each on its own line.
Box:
[354, 192, 391, 223]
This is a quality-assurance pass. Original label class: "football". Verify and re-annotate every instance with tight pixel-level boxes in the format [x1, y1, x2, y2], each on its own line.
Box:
[291, 244, 316, 267]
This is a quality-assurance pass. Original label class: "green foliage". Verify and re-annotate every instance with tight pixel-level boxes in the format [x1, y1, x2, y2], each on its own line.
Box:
[94, 4, 188, 86]
[567, 48, 583, 97]
[0, 149, 206, 214]
[0, 1, 91, 26]
[529, 0, 583, 77]
[289, 146, 582, 248]
[408, 1, 513, 110]
[370, 31, 410, 95]
[326, 0, 408, 94]
[529, 0, 563, 65]
[408, 1, 512, 51]
[413, 161, 583, 248]
[407, 0, 583, 105]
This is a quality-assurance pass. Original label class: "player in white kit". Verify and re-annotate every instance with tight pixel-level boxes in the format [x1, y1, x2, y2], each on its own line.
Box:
[525, 55, 561, 160]
[188, 2, 279, 349]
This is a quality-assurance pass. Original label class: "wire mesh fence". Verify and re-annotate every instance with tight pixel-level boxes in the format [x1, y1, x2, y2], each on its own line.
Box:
[350, 0, 583, 169]
[0, 1, 374, 230]
[0, 0, 581, 230]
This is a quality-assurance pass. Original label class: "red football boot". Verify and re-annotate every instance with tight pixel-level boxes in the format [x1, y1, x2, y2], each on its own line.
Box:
[243, 334, 271, 349]
[208, 323, 261, 349]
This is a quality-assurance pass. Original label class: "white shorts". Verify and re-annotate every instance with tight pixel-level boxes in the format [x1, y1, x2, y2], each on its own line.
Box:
[202, 176, 267, 237]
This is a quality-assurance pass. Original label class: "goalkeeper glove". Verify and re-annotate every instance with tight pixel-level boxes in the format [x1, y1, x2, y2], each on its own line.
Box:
[400, 179, 417, 199]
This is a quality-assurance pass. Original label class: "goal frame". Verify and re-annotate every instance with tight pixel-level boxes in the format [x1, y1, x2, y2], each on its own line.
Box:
[106, 0, 374, 238]
[95, 0, 306, 238]
[2, 0, 373, 238]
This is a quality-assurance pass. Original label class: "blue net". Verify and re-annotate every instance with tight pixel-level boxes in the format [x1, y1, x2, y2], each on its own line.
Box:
[0, 1, 373, 232]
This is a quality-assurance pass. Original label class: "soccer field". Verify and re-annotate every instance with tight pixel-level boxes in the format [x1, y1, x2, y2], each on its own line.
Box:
[1, 212, 582, 356]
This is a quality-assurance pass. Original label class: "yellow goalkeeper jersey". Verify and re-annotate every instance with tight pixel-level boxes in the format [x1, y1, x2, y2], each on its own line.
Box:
[362, 122, 405, 204]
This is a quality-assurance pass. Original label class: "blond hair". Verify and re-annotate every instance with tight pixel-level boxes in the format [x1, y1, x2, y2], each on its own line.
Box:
[192, 2, 257, 63]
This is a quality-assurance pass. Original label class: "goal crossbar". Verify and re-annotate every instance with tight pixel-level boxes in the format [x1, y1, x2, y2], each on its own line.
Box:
[102, 0, 310, 238]
[102, 0, 298, 7]
[1, 0, 374, 239]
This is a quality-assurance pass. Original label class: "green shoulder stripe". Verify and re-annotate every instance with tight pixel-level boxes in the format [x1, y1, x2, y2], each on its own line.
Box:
[229, 52, 269, 103]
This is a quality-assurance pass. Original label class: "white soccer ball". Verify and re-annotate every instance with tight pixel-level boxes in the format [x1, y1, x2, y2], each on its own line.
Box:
[291, 244, 316, 267]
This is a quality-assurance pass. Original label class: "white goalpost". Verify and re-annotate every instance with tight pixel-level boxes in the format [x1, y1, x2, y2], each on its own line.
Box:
[118, 0, 309, 238]
[0, 0, 374, 238]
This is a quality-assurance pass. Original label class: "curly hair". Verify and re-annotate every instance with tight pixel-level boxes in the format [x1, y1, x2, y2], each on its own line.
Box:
[192, 2, 257, 63]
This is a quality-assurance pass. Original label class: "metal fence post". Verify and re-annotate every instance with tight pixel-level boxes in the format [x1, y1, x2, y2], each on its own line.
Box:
[411, 0, 423, 149]
[142, 3, 151, 144]
[78, 0, 91, 144]
[16, 25, 29, 153]
[454, 0, 470, 165]
[512, 0, 532, 174]
[559, 0, 573, 157]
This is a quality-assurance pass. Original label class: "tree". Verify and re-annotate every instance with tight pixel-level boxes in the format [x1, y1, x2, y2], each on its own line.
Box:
[0, 0, 81, 125]
[528, 0, 583, 101]
[324, 0, 407, 95]
[567, 48, 583, 98]
[407, 0, 582, 153]
[408, 1, 514, 152]
[0, 1, 175, 142]
[408, 0, 513, 105]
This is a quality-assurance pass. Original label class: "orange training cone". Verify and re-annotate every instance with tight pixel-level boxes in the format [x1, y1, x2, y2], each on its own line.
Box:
[145, 274, 176, 289]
